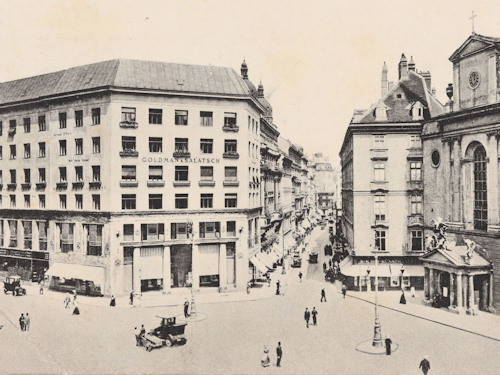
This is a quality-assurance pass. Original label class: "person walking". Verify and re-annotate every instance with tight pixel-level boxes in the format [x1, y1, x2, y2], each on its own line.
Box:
[419, 356, 431, 375]
[19, 313, 25, 331]
[276, 342, 282, 367]
[134, 326, 141, 346]
[385, 335, 392, 355]
[129, 291, 134, 305]
[39, 279, 44, 295]
[140, 324, 146, 338]
[304, 308, 310, 328]
[320, 288, 327, 302]
[276, 280, 281, 296]
[261, 346, 270, 367]
[298, 271, 303, 282]
[184, 298, 190, 318]
[72, 302, 80, 315]
[64, 293, 71, 308]
[400, 289, 407, 304]
[110, 295, 116, 307]
[311, 307, 318, 326]
[24, 313, 30, 331]
[342, 284, 347, 298]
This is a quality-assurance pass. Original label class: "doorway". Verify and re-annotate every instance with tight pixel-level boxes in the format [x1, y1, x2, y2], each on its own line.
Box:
[170, 244, 192, 288]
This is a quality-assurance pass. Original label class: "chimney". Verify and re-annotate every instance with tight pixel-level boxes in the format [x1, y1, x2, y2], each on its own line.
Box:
[381, 62, 388, 97]
[420, 71, 432, 91]
[398, 54, 408, 80]
[408, 56, 416, 72]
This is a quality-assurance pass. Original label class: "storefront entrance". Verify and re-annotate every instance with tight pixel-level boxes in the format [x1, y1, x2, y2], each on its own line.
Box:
[439, 272, 450, 307]
[171, 244, 192, 288]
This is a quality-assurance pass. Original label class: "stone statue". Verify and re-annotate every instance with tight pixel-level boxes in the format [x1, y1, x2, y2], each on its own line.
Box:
[464, 239, 475, 263]
[431, 217, 448, 251]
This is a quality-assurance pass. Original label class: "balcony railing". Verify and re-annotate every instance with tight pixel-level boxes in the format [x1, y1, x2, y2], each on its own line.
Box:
[72, 182, 84, 190]
[147, 180, 165, 187]
[223, 180, 239, 187]
[222, 124, 239, 132]
[7, 183, 16, 191]
[56, 182, 68, 190]
[120, 180, 138, 187]
[198, 180, 216, 187]
[407, 215, 424, 226]
[119, 121, 138, 129]
[406, 180, 423, 191]
[223, 151, 239, 159]
[119, 149, 139, 157]
[370, 181, 388, 191]
[21, 183, 31, 191]
[407, 147, 423, 159]
[173, 181, 190, 187]
[35, 182, 46, 191]
[89, 181, 101, 190]
[173, 150, 191, 158]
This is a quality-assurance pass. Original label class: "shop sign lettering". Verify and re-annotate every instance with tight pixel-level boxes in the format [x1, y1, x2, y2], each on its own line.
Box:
[141, 157, 220, 164]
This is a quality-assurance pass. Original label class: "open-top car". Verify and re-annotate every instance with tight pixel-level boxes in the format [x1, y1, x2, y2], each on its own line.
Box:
[141, 316, 187, 351]
[309, 252, 318, 263]
[3, 276, 26, 296]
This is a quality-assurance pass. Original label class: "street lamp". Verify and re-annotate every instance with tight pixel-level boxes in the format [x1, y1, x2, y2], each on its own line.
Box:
[187, 220, 197, 317]
[400, 265, 405, 290]
[366, 267, 371, 293]
[371, 252, 383, 348]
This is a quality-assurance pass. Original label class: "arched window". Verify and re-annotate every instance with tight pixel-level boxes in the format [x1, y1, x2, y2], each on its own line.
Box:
[473, 146, 488, 230]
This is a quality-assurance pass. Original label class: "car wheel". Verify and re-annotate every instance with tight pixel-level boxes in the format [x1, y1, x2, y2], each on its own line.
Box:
[165, 339, 172, 347]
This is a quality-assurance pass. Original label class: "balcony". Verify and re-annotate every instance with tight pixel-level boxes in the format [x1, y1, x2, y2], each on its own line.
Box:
[89, 181, 101, 190]
[173, 181, 190, 187]
[407, 147, 423, 159]
[120, 180, 138, 187]
[222, 124, 239, 132]
[173, 151, 191, 158]
[7, 183, 16, 191]
[223, 151, 239, 159]
[370, 148, 388, 160]
[35, 182, 46, 191]
[119, 149, 138, 158]
[198, 180, 216, 187]
[72, 181, 84, 190]
[21, 183, 31, 191]
[407, 215, 424, 226]
[223, 180, 239, 187]
[56, 182, 68, 190]
[119, 121, 138, 129]
[406, 180, 423, 191]
[147, 180, 165, 187]
[370, 181, 388, 192]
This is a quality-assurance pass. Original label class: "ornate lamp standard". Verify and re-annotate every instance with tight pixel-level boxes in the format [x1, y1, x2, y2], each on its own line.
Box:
[371, 252, 383, 348]
[366, 267, 371, 293]
[400, 265, 405, 290]
[187, 220, 197, 317]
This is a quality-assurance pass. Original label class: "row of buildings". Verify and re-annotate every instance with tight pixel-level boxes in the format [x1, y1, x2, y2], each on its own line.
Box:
[0, 59, 335, 296]
[340, 32, 500, 315]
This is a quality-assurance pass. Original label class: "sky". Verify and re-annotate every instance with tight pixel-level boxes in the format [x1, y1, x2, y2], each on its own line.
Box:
[1, 0, 500, 167]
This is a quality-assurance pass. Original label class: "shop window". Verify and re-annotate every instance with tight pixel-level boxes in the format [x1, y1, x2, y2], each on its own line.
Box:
[199, 222, 220, 238]
[86, 224, 103, 256]
[22, 221, 32, 250]
[37, 221, 48, 250]
[141, 223, 165, 241]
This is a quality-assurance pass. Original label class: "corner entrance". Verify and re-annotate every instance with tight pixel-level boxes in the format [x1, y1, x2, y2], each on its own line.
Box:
[171, 244, 192, 288]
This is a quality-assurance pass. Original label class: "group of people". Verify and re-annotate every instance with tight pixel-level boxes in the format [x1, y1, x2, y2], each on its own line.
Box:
[18, 313, 30, 331]
[303, 307, 319, 328]
[261, 342, 282, 368]
[63, 291, 80, 315]
[134, 324, 146, 346]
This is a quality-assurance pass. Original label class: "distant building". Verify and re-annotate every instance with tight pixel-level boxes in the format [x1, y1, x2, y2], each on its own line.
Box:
[339, 55, 443, 291]
[310, 153, 336, 218]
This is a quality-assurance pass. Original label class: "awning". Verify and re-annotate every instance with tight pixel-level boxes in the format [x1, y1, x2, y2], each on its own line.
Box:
[46, 263, 105, 287]
[338, 257, 393, 277]
[401, 265, 425, 277]
[250, 256, 269, 274]
[256, 252, 275, 269]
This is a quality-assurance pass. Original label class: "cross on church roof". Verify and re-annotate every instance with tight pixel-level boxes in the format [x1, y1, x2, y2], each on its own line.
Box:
[469, 10, 477, 33]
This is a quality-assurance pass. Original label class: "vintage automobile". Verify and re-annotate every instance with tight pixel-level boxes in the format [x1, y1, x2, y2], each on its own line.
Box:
[3, 276, 26, 296]
[291, 254, 302, 268]
[309, 252, 318, 263]
[141, 316, 187, 351]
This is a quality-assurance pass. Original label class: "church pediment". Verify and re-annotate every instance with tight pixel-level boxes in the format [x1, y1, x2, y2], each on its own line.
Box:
[450, 34, 499, 63]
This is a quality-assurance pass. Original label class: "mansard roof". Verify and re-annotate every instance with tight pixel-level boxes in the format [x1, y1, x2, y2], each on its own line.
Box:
[449, 33, 500, 63]
[0, 59, 254, 106]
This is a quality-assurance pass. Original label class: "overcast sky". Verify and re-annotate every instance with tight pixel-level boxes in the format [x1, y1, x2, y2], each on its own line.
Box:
[1, 0, 499, 166]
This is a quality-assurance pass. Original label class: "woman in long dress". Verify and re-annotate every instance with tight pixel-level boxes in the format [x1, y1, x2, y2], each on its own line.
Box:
[261, 346, 270, 367]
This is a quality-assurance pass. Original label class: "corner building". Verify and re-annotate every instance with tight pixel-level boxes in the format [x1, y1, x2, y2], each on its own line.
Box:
[0, 59, 265, 296]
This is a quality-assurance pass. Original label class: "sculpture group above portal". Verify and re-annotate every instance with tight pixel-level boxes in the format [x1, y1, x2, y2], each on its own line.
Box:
[425, 217, 449, 252]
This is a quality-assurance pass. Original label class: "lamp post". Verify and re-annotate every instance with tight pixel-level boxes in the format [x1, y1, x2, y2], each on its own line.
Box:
[282, 222, 286, 275]
[400, 265, 405, 290]
[187, 220, 197, 317]
[366, 267, 371, 293]
[372, 252, 383, 348]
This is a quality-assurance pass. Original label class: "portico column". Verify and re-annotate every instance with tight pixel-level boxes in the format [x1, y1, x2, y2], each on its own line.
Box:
[219, 243, 227, 291]
[162, 246, 171, 293]
[450, 272, 455, 306]
[429, 268, 435, 299]
[452, 139, 461, 222]
[489, 271, 495, 311]
[468, 275, 475, 311]
[487, 133, 499, 225]
[456, 272, 463, 311]
[133, 247, 141, 294]
[424, 267, 429, 299]
[192, 244, 200, 290]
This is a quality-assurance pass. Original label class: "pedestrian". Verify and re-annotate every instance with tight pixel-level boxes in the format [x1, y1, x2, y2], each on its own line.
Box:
[419, 355, 431, 375]
[385, 335, 392, 355]
[304, 308, 310, 328]
[39, 279, 44, 295]
[130, 291, 134, 305]
[276, 342, 282, 367]
[298, 271, 303, 282]
[342, 284, 347, 298]
[184, 298, 190, 318]
[276, 280, 280, 296]
[266, 273, 271, 287]
[134, 326, 141, 346]
[312, 307, 318, 326]
[320, 288, 327, 302]
[323, 262, 327, 272]
[261, 345, 270, 367]
[64, 293, 71, 308]
[140, 324, 146, 338]
[19, 313, 25, 331]
[72, 302, 80, 315]
[400, 289, 406, 304]
[24, 313, 30, 331]
[110, 295, 116, 307]
[73, 289, 77, 301]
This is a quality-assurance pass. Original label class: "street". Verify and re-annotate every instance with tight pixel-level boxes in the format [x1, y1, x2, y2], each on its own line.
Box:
[1, 227, 500, 374]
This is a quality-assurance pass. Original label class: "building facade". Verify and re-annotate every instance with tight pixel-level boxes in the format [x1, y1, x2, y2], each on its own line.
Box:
[310, 153, 336, 218]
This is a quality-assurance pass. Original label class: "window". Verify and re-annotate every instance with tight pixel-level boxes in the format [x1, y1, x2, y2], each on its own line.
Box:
[75, 194, 83, 209]
[200, 166, 213, 181]
[224, 139, 237, 153]
[431, 150, 440, 167]
[175, 138, 188, 152]
[10, 169, 16, 184]
[474, 146, 488, 230]
[123, 247, 133, 263]
[149, 166, 163, 181]
[375, 230, 386, 251]
[8, 220, 17, 247]
[175, 194, 188, 209]
[75, 138, 83, 155]
[59, 167, 67, 182]
[38, 168, 46, 183]
[200, 139, 213, 154]
[59, 140, 67, 156]
[38, 142, 46, 158]
[141, 223, 165, 241]
[175, 110, 188, 125]
[22, 221, 32, 249]
[175, 166, 189, 181]
[86, 224, 103, 256]
[75, 110, 83, 127]
[410, 135, 421, 148]
[149, 137, 162, 153]
[410, 195, 422, 215]
[39, 195, 45, 209]
[58, 223, 74, 253]
[411, 230, 423, 251]
[123, 224, 134, 241]
[374, 135, 385, 148]
[200, 194, 213, 208]
[121, 165, 136, 181]
[23, 144, 30, 159]
[149, 194, 162, 209]
[122, 194, 136, 210]
[225, 193, 237, 208]
[92, 166, 100, 182]
[8, 120, 16, 137]
[23, 118, 30, 133]
[200, 111, 213, 126]
[23, 169, 30, 183]
[59, 195, 67, 209]
[199, 222, 220, 239]
[37, 221, 48, 250]
[171, 223, 188, 239]
[121, 107, 136, 123]
[224, 112, 237, 127]
[374, 196, 385, 221]
[38, 115, 46, 131]
[92, 194, 101, 210]
[9, 145, 16, 159]
[224, 166, 237, 181]
[92, 137, 100, 154]
[75, 166, 83, 182]
[226, 221, 236, 236]
[149, 109, 162, 124]
[374, 162, 385, 181]
[410, 162, 421, 181]
[10, 195, 16, 208]
[59, 112, 67, 128]
[122, 136, 136, 151]
[24, 195, 30, 208]
[92, 108, 101, 125]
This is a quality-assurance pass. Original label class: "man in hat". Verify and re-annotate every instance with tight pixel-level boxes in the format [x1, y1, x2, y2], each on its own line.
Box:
[419, 356, 431, 375]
